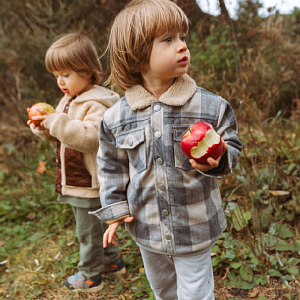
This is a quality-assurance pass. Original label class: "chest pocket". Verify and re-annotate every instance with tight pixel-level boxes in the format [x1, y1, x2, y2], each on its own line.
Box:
[116, 128, 147, 173]
[173, 126, 194, 171]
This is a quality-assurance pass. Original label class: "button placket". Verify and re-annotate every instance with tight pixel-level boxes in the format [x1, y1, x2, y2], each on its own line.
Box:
[152, 103, 166, 195]
[152, 103, 174, 253]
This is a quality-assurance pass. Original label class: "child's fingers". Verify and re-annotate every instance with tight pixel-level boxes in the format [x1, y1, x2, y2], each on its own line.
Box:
[27, 120, 36, 129]
[103, 228, 110, 248]
[39, 120, 46, 128]
[190, 140, 228, 171]
[103, 219, 133, 248]
[36, 107, 49, 115]
[124, 216, 134, 223]
[103, 223, 120, 248]
[108, 223, 119, 241]
[190, 158, 216, 172]
[108, 231, 119, 247]
[32, 116, 46, 121]
[189, 159, 209, 171]
[221, 140, 228, 155]
[207, 157, 219, 169]
[110, 234, 119, 247]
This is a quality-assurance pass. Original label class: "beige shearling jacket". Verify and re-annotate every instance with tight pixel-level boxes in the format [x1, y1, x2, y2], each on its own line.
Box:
[30, 85, 119, 198]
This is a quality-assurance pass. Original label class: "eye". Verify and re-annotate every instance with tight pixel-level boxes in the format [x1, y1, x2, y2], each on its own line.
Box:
[164, 37, 172, 43]
[180, 36, 187, 43]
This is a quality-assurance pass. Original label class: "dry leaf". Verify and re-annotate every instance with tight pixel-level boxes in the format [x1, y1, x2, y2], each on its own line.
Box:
[27, 212, 36, 219]
[269, 190, 289, 196]
[36, 160, 47, 174]
[248, 287, 260, 297]
[225, 292, 235, 298]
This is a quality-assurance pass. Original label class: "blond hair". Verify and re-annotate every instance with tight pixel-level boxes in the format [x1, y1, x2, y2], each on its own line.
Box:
[107, 0, 189, 91]
[45, 33, 103, 84]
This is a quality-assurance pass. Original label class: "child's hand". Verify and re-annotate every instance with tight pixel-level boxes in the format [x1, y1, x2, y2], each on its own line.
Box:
[26, 107, 51, 128]
[103, 216, 134, 248]
[190, 140, 228, 172]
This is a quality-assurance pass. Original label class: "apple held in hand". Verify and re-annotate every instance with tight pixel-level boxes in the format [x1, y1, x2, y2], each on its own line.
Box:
[181, 121, 223, 165]
[28, 102, 55, 125]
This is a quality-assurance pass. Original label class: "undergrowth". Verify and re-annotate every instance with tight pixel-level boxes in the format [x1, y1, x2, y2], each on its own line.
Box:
[0, 108, 299, 299]
[0, 3, 300, 300]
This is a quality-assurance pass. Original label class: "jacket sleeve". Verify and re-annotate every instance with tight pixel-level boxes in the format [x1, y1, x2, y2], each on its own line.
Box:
[29, 124, 57, 143]
[89, 118, 131, 223]
[44, 101, 107, 153]
[203, 98, 242, 177]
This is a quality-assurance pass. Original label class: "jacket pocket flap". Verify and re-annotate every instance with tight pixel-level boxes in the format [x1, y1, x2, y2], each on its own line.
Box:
[116, 128, 145, 149]
[173, 126, 190, 142]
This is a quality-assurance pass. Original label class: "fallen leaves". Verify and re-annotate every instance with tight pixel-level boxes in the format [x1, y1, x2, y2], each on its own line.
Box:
[269, 190, 290, 197]
[36, 160, 47, 174]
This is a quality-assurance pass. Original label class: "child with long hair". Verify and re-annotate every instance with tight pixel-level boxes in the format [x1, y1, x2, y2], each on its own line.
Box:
[91, 1, 243, 299]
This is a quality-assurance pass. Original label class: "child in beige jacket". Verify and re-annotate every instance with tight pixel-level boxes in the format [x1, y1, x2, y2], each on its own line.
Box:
[28, 33, 125, 292]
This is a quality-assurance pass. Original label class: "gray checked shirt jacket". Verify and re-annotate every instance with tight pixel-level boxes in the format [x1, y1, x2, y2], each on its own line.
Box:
[90, 74, 243, 255]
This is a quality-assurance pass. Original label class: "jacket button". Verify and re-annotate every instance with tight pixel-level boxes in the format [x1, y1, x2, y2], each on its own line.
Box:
[165, 235, 172, 240]
[155, 131, 162, 138]
[65, 105, 69, 110]
[154, 104, 161, 111]
[159, 184, 166, 191]
[128, 139, 133, 146]
[156, 158, 163, 165]
[162, 209, 169, 216]
[56, 184, 61, 189]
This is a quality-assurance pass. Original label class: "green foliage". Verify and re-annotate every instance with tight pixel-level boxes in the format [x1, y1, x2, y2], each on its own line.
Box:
[2, 109, 299, 298]
[0, 0, 128, 125]
[189, 25, 242, 89]
[0, 136, 155, 299]
[1, 0, 300, 299]
[211, 109, 300, 293]
[189, 4, 300, 117]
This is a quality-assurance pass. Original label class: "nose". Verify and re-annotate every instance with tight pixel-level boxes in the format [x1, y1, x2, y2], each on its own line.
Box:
[177, 39, 187, 52]
[57, 76, 64, 85]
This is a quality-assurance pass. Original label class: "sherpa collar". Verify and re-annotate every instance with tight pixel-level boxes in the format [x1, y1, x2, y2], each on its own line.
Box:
[125, 73, 197, 111]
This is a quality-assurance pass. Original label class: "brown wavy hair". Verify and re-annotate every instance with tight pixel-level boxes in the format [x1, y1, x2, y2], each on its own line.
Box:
[106, 0, 189, 91]
[45, 33, 103, 85]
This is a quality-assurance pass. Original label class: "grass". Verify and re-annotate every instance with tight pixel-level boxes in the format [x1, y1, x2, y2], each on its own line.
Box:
[0, 114, 300, 299]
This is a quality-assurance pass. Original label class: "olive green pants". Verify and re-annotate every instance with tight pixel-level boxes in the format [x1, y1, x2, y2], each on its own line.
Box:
[72, 206, 121, 278]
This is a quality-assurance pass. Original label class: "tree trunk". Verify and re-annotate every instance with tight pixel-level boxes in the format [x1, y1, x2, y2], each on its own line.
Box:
[219, 0, 231, 22]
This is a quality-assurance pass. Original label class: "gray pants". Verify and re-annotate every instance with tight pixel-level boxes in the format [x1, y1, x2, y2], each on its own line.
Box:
[139, 246, 215, 300]
[72, 206, 120, 278]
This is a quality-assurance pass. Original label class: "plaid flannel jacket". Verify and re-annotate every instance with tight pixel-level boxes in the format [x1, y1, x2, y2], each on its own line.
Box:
[90, 74, 242, 255]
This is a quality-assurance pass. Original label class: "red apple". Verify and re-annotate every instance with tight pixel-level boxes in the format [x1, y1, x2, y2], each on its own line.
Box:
[181, 121, 223, 165]
[28, 102, 55, 125]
